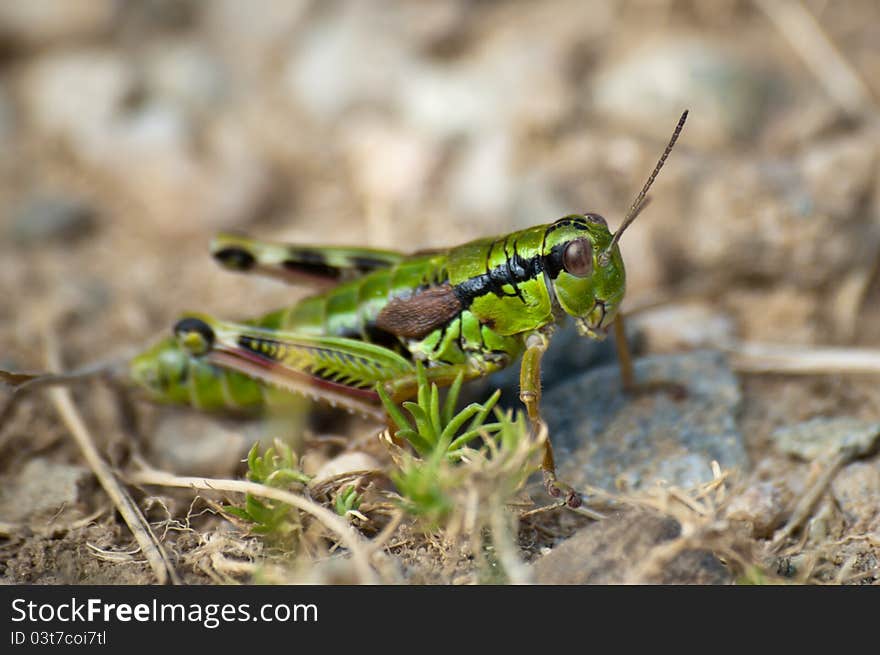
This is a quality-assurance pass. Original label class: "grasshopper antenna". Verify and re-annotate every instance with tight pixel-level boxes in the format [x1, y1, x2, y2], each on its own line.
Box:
[607, 109, 688, 252]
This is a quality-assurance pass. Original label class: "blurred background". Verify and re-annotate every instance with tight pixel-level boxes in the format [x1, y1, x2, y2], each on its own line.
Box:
[2, 0, 880, 585]
[0, 0, 878, 374]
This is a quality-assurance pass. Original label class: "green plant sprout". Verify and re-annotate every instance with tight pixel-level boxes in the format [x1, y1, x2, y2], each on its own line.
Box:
[378, 363, 537, 524]
[224, 440, 311, 541]
[334, 484, 364, 521]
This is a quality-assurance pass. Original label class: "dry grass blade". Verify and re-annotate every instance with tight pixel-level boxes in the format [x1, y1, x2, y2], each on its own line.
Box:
[490, 504, 532, 584]
[367, 509, 405, 556]
[127, 467, 380, 584]
[45, 338, 179, 585]
[754, 0, 876, 116]
[727, 342, 880, 375]
[769, 452, 847, 553]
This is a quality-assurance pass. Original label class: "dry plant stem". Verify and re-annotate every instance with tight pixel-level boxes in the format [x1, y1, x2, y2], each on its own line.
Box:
[754, 0, 876, 116]
[48, 381, 179, 585]
[127, 467, 379, 584]
[489, 505, 532, 584]
[769, 452, 847, 553]
[727, 342, 880, 375]
[367, 509, 405, 556]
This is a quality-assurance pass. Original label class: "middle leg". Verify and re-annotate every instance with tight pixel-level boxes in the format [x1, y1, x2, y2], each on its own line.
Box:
[519, 330, 581, 508]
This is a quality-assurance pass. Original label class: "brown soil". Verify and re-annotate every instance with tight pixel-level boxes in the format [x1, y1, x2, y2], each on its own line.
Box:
[2, 0, 880, 585]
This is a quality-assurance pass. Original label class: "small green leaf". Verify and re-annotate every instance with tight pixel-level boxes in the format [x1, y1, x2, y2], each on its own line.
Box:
[442, 371, 465, 426]
[377, 383, 411, 432]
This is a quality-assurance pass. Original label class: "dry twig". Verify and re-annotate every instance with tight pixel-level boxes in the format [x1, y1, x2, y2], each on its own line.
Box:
[45, 335, 179, 585]
[127, 467, 381, 584]
[727, 342, 880, 375]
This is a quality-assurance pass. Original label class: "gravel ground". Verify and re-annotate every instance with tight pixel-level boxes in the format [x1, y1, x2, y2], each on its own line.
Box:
[2, 0, 880, 585]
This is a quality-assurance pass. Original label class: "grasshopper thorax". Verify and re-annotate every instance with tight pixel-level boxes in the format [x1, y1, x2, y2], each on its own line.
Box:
[541, 214, 624, 339]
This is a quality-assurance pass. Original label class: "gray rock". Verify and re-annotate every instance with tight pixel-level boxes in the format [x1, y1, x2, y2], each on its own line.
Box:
[772, 417, 880, 461]
[11, 193, 96, 244]
[150, 413, 256, 478]
[725, 480, 791, 538]
[545, 350, 747, 492]
[532, 509, 731, 584]
[631, 303, 736, 352]
[0, 460, 89, 522]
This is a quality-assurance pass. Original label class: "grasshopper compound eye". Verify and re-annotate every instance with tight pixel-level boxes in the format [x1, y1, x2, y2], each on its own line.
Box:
[174, 317, 215, 356]
[562, 238, 593, 278]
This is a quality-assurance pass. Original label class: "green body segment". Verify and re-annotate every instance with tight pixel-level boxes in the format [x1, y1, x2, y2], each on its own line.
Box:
[130, 216, 627, 413]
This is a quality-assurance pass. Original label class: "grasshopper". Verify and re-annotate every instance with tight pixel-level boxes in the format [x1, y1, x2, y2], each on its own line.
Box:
[127, 111, 689, 507]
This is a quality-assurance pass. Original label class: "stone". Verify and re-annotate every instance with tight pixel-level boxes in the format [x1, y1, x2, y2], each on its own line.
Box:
[593, 39, 783, 147]
[545, 351, 748, 492]
[10, 193, 96, 245]
[0, 0, 117, 49]
[21, 49, 135, 153]
[150, 414, 256, 478]
[532, 509, 731, 584]
[772, 417, 880, 461]
[0, 460, 88, 523]
[145, 42, 228, 113]
[725, 480, 790, 538]
[632, 302, 736, 352]
[675, 138, 880, 290]
[830, 462, 880, 531]
[284, 4, 408, 121]
[311, 452, 381, 486]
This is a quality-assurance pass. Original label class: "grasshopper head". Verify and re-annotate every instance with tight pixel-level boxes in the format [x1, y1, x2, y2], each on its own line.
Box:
[542, 214, 625, 339]
[545, 110, 688, 339]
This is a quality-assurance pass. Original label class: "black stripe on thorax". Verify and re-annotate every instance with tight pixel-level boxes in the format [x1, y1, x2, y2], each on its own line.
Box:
[452, 237, 544, 308]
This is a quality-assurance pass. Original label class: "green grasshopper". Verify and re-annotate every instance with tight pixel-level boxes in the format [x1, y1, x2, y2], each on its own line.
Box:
[128, 111, 688, 507]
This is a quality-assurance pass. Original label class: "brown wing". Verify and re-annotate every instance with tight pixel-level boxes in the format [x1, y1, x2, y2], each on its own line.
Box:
[375, 283, 462, 339]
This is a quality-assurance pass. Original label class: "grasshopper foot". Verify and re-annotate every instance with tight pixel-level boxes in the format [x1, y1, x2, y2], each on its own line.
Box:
[543, 472, 582, 508]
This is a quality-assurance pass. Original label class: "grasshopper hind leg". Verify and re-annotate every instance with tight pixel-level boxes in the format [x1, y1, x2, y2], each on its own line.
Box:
[172, 314, 411, 421]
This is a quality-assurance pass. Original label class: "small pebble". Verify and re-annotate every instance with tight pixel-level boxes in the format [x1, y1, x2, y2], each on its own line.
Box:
[11, 194, 96, 245]
[311, 452, 380, 486]
[725, 480, 790, 538]
[593, 39, 783, 146]
[772, 417, 880, 461]
[0, 460, 88, 522]
[151, 414, 256, 477]
[532, 510, 731, 584]
[830, 462, 880, 530]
